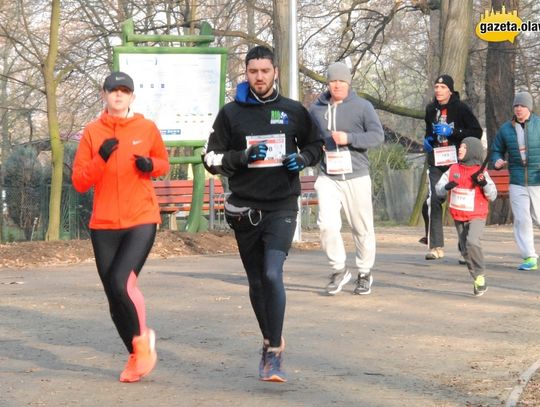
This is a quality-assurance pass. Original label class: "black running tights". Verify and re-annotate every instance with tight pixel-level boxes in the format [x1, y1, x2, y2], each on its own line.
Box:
[90, 224, 156, 353]
[232, 210, 296, 348]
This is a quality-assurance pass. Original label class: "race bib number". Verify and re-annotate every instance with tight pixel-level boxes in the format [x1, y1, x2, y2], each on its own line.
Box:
[246, 134, 286, 168]
[325, 149, 353, 174]
[434, 146, 457, 166]
[449, 187, 475, 212]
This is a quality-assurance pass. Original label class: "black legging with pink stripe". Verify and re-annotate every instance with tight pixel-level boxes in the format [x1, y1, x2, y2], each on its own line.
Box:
[90, 224, 156, 353]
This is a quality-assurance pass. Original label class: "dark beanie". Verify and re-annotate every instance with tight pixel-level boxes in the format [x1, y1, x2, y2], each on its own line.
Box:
[435, 74, 454, 93]
[461, 137, 484, 166]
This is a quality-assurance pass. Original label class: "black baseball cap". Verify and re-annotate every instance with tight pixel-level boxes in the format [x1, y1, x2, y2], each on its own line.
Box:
[103, 72, 134, 92]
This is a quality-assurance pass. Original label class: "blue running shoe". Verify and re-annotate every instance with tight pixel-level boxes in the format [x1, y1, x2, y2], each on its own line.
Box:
[518, 257, 538, 271]
[258, 342, 268, 380]
[261, 351, 287, 383]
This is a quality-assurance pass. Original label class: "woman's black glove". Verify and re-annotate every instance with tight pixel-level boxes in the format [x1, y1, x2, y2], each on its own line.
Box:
[134, 155, 153, 173]
[99, 138, 119, 162]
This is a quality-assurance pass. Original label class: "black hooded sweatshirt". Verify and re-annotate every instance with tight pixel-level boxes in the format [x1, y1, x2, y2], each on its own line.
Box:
[203, 81, 323, 211]
[424, 91, 482, 167]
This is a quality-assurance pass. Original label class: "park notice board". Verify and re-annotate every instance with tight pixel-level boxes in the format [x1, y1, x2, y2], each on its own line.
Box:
[114, 48, 227, 141]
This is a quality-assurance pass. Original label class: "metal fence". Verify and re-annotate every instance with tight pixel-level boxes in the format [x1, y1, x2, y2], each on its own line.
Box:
[1, 185, 93, 243]
[0, 164, 422, 243]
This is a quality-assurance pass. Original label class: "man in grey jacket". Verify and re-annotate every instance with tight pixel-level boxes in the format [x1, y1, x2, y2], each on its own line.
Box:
[309, 62, 384, 295]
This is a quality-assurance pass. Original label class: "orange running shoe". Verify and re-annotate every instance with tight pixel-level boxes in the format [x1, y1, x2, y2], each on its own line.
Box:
[119, 328, 157, 383]
[119, 353, 140, 383]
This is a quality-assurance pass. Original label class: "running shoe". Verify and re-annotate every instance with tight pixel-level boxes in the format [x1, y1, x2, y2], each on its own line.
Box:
[425, 247, 444, 260]
[119, 353, 139, 383]
[260, 351, 287, 383]
[325, 268, 351, 295]
[518, 257, 538, 271]
[119, 328, 157, 383]
[353, 272, 373, 295]
[258, 341, 269, 380]
[473, 275, 488, 297]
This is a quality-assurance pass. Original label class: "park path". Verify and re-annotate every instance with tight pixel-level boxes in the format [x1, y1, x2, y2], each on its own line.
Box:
[1, 225, 539, 406]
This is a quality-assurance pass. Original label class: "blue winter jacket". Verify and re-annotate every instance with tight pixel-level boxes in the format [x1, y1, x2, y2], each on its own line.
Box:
[491, 113, 540, 186]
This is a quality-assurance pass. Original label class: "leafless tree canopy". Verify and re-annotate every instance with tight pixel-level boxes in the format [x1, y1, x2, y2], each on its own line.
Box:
[1, 0, 539, 158]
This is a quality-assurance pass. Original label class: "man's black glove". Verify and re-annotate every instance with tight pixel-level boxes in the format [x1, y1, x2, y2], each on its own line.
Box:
[444, 181, 458, 191]
[245, 143, 268, 163]
[282, 153, 306, 173]
[134, 155, 153, 173]
[471, 171, 488, 187]
[99, 138, 119, 162]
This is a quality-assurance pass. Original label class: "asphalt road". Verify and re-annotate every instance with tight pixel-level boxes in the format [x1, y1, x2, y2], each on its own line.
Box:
[1, 226, 539, 407]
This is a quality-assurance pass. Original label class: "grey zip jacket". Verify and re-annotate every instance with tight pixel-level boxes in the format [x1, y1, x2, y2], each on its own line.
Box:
[309, 89, 384, 180]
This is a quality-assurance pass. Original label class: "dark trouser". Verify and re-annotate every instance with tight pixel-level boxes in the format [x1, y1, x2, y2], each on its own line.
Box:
[226, 209, 296, 348]
[455, 219, 486, 279]
[90, 224, 156, 353]
[427, 165, 448, 249]
[422, 198, 429, 238]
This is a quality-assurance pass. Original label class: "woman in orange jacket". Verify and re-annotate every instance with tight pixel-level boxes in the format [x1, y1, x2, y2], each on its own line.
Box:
[72, 72, 169, 383]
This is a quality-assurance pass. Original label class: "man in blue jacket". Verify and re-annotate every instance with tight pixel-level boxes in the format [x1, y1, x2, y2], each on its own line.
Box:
[491, 91, 540, 270]
[309, 62, 384, 296]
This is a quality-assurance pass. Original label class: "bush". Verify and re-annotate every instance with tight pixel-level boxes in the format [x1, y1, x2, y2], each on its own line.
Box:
[4, 146, 45, 240]
[369, 143, 410, 195]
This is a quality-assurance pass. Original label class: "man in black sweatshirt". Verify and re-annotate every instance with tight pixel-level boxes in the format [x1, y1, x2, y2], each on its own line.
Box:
[203, 45, 322, 383]
[422, 74, 482, 260]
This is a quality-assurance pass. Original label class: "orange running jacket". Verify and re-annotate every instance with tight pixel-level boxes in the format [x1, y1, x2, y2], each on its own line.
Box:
[72, 110, 170, 230]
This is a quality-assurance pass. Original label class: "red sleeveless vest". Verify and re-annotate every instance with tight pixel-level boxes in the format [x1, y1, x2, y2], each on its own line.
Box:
[448, 164, 489, 221]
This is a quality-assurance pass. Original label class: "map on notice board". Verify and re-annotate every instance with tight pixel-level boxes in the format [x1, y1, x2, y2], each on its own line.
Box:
[118, 53, 222, 141]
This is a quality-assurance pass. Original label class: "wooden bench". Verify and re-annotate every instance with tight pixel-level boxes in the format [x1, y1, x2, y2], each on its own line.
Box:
[300, 175, 317, 203]
[152, 179, 226, 229]
[487, 169, 510, 197]
[487, 169, 511, 225]
[300, 175, 318, 229]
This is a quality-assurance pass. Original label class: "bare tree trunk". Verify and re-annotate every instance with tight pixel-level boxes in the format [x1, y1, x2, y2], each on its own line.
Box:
[485, 0, 518, 225]
[44, 0, 63, 241]
[485, 0, 517, 143]
[439, 0, 473, 93]
[410, 0, 473, 226]
[0, 46, 9, 242]
[426, 7, 441, 102]
[246, 0, 255, 49]
[273, 0, 289, 97]
[465, 55, 481, 117]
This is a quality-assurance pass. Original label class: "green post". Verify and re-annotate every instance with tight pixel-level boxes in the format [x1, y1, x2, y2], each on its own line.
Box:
[184, 148, 207, 232]
[121, 19, 135, 47]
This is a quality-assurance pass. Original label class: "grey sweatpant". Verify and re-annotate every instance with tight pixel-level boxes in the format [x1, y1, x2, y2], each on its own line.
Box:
[455, 219, 486, 279]
[509, 184, 540, 259]
[315, 174, 376, 275]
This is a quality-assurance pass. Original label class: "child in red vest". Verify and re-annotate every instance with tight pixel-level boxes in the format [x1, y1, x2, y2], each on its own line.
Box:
[435, 137, 497, 296]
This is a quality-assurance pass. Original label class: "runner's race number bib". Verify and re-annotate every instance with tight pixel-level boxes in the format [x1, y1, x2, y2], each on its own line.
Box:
[449, 187, 475, 212]
[325, 149, 353, 174]
[246, 134, 286, 168]
[434, 146, 457, 166]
